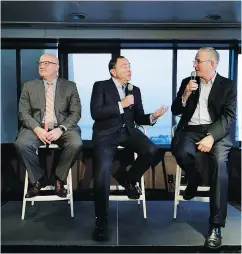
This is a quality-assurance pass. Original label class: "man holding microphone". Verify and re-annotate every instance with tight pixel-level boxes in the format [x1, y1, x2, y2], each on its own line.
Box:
[90, 55, 168, 241]
[171, 47, 237, 249]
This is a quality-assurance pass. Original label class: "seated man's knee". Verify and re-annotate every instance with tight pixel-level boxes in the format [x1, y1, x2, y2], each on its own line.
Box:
[69, 139, 83, 152]
[173, 149, 192, 164]
[147, 143, 157, 156]
[15, 138, 30, 153]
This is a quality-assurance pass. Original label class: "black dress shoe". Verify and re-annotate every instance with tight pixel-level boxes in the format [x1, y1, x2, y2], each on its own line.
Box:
[115, 172, 140, 199]
[183, 173, 202, 200]
[55, 179, 67, 198]
[92, 218, 108, 241]
[183, 183, 198, 200]
[25, 181, 42, 198]
[122, 179, 140, 199]
[205, 225, 222, 249]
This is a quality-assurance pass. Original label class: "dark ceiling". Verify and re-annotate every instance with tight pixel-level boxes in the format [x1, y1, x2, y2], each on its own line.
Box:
[1, 1, 241, 29]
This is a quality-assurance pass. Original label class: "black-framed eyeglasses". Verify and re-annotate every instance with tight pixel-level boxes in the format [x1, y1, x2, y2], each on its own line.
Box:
[193, 60, 212, 65]
[37, 61, 58, 67]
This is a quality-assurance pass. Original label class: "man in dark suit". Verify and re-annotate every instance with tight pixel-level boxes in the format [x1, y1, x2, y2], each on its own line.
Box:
[15, 53, 83, 198]
[90, 55, 168, 241]
[171, 47, 237, 249]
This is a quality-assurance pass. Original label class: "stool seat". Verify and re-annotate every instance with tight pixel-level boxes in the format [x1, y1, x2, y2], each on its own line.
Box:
[39, 143, 60, 149]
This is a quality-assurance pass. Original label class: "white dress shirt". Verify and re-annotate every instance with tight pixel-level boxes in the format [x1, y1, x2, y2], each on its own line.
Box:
[182, 73, 217, 125]
[112, 78, 156, 124]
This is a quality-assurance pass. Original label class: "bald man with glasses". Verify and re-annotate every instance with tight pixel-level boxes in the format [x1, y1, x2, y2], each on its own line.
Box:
[171, 47, 237, 249]
[15, 53, 83, 198]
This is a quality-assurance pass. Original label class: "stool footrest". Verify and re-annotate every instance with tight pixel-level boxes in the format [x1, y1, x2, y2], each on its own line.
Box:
[25, 194, 72, 201]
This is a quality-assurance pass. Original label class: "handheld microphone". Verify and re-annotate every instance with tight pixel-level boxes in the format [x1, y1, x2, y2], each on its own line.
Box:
[127, 83, 133, 109]
[191, 71, 197, 94]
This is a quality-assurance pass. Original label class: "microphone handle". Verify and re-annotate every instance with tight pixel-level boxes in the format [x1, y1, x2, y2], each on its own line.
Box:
[191, 77, 196, 94]
[127, 91, 133, 109]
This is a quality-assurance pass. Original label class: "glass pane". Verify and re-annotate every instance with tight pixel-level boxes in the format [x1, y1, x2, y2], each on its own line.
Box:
[20, 49, 58, 89]
[177, 49, 230, 92]
[121, 49, 173, 145]
[236, 54, 242, 141]
[68, 54, 111, 140]
[1, 50, 18, 143]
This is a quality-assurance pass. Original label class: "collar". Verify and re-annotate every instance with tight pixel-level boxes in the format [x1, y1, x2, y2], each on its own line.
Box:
[200, 72, 217, 86]
[112, 77, 127, 89]
[43, 78, 57, 86]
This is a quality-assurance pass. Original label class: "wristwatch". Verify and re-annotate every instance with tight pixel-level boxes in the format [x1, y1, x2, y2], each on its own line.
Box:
[59, 125, 66, 133]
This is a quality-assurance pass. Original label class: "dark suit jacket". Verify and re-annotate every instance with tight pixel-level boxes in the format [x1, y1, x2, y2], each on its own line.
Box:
[90, 78, 153, 144]
[171, 73, 237, 142]
[18, 77, 81, 132]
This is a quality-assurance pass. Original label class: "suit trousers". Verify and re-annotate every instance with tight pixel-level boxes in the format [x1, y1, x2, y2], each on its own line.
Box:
[15, 128, 83, 183]
[171, 131, 233, 227]
[93, 127, 157, 219]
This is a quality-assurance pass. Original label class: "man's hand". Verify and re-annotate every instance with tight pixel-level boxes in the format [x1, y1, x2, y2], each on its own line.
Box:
[151, 106, 168, 120]
[121, 95, 134, 108]
[182, 80, 199, 101]
[33, 126, 50, 144]
[47, 128, 63, 142]
[196, 135, 214, 152]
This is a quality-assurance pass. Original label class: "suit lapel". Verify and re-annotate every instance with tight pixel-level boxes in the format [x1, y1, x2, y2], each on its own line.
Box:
[108, 78, 122, 102]
[37, 79, 45, 118]
[54, 77, 64, 119]
[208, 73, 222, 107]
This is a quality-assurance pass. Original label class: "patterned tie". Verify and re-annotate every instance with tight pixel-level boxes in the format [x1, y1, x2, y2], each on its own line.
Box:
[44, 82, 54, 131]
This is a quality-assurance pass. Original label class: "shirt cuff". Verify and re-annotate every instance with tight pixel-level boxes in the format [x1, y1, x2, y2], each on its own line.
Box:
[59, 125, 67, 131]
[118, 102, 124, 114]
[150, 114, 157, 124]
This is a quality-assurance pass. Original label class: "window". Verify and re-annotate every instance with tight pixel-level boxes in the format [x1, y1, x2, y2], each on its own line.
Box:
[121, 49, 173, 145]
[68, 53, 111, 140]
[1, 50, 18, 143]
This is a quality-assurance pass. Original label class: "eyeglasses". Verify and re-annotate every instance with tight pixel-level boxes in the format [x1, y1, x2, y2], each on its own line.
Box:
[37, 61, 57, 67]
[193, 60, 211, 65]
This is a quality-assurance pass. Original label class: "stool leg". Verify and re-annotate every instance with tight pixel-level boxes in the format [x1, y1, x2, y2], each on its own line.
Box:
[141, 176, 147, 219]
[67, 171, 70, 205]
[173, 165, 180, 219]
[21, 171, 28, 220]
[137, 181, 141, 205]
[68, 169, 74, 217]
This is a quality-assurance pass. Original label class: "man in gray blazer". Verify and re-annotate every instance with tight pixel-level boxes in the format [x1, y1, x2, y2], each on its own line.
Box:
[15, 53, 82, 198]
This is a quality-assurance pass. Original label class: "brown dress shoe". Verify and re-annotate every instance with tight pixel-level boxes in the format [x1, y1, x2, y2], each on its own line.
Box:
[25, 181, 42, 198]
[55, 179, 67, 198]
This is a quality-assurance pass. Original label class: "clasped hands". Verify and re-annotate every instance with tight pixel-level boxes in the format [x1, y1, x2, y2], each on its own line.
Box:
[34, 126, 63, 144]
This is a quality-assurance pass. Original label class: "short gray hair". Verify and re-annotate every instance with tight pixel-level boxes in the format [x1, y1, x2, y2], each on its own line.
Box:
[198, 47, 220, 67]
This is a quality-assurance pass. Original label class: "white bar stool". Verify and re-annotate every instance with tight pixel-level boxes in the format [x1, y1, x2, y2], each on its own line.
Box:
[21, 144, 74, 220]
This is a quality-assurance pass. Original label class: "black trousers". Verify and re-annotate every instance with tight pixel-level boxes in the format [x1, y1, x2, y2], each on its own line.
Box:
[172, 130, 233, 227]
[15, 128, 83, 183]
[93, 127, 157, 219]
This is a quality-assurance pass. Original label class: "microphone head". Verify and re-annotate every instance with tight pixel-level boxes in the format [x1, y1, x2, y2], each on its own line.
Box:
[128, 83, 133, 91]
[191, 71, 196, 80]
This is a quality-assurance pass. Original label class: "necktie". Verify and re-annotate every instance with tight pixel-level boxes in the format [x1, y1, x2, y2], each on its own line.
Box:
[44, 82, 54, 130]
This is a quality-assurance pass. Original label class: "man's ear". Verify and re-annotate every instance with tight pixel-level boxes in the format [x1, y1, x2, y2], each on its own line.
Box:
[110, 69, 116, 77]
[210, 60, 216, 70]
